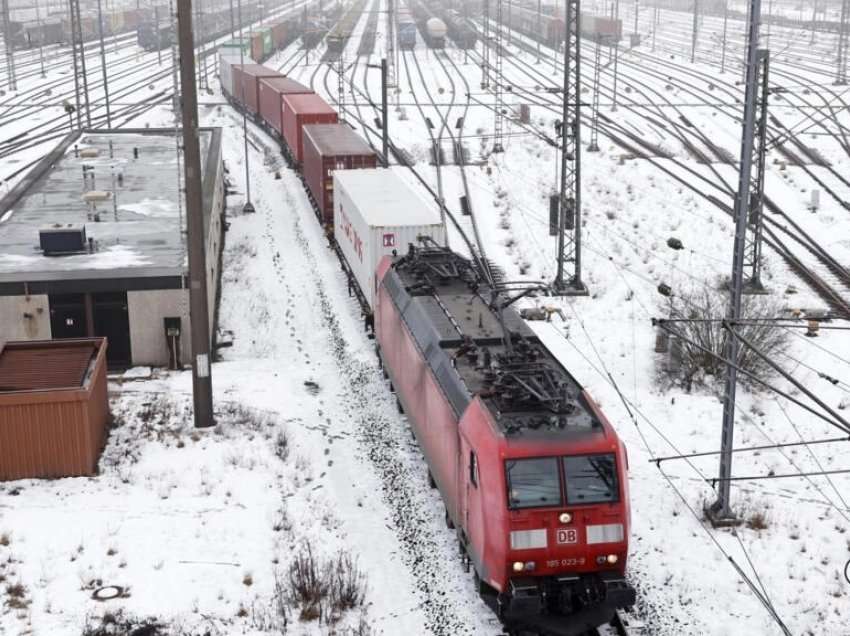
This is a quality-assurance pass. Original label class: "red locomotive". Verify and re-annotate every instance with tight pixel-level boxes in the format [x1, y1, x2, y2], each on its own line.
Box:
[375, 245, 635, 635]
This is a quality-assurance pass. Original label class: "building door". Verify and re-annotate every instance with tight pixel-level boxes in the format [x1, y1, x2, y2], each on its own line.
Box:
[49, 294, 87, 339]
[92, 292, 132, 369]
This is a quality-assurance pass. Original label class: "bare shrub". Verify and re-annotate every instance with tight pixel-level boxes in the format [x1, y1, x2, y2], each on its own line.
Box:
[288, 543, 326, 613]
[274, 430, 290, 462]
[327, 552, 366, 613]
[746, 510, 770, 531]
[285, 543, 367, 624]
[80, 609, 166, 636]
[656, 285, 790, 391]
[0, 532, 9, 546]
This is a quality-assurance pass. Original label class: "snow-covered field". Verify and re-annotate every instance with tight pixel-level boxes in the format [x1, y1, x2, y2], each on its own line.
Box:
[2, 3, 850, 635]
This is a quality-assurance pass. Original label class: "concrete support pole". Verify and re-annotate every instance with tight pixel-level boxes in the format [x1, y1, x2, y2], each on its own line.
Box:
[176, 0, 215, 429]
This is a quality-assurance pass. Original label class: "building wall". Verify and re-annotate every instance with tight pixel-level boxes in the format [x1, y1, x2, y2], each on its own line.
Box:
[127, 289, 191, 367]
[0, 294, 51, 345]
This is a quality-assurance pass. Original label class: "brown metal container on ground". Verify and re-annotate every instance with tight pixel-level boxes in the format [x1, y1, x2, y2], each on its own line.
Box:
[232, 64, 283, 115]
[303, 124, 377, 224]
[258, 77, 312, 136]
[281, 93, 339, 164]
[0, 338, 109, 481]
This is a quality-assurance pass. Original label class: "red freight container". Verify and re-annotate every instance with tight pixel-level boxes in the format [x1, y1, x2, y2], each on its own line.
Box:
[303, 123, 377, 223]
[281, 93, 339, 164]
[258, 77, 312, 136]
[271, 21, 289, 48]
[232, 64, 283, 115]
[251, 32, 264, 62]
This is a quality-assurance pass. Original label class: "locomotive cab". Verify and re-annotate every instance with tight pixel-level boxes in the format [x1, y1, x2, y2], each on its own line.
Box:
[498, 440, 635, 633]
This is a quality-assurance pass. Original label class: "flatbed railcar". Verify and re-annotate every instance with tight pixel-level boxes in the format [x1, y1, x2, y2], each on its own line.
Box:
[375, 245, 636, 635]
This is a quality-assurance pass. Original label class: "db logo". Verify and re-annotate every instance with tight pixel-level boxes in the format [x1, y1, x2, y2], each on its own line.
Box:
[382, 233, 395, 247]
[556, 528, 578, 545]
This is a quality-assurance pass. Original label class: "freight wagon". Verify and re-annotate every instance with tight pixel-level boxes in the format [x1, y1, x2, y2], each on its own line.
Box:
[258, 77, 312, 136]
[303, 124, 378, 225]
[333, 169, 446, 311]
[281, 93, 339, 165]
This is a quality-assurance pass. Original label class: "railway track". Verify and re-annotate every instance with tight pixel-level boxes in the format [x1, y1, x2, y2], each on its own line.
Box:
[467, 18, 850, 317]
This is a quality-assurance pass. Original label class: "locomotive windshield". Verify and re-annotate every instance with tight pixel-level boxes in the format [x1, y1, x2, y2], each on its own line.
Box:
[563, 454, 619, 504]
[505, 454, 620, 509]
[506, 458, 561, 509]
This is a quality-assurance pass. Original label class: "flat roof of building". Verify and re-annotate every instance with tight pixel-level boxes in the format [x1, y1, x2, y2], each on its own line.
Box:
[0, 338, 104, 392]
[0, 128, 221, 286]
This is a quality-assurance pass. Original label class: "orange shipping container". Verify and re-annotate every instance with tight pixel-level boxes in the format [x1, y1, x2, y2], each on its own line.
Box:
[0, 338, 110, 481]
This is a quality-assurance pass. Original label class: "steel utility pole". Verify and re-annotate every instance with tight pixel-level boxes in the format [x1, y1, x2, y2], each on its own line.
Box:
[537, 0, 541, 62]
[482, 0, 490, 88]
[810, 0, 817, 45]
[633, 0, 638, 36]
[35, 0, 45, 77]
[176, 0, 215, 429]
[652, 5, 657, 51]
[611, 0, 619, 110]
[236, 0, 254, 213]
[493, 0, 504, 152]
[96, 0, 112, 128]
[691, 0, 698, 64]
[554, 0, 587, 295]
[72, 0, 92, 126]
[720, 0, 728, 73]
[386, 0, 396, 94]
[588, 35, 601, 152]
[68, 0, 82, 127]
[1, 0, 16, 92]
[368, 63, 391, 161]
[743, 49, 769, 294]
[708, 0, 763, 526]
[381, 58, 389, 166]
[837, 0, 848, 85]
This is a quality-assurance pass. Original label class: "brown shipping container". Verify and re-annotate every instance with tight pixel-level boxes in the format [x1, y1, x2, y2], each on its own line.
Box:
[233, 64, 283, 115]
[271, 21, 289, 48]
[251, 32, 264, 62]
[258, 77, 312, 135]
[282, 93, 339, 164]
[0, 338, 109, 481]
[303, 124, 377, 223]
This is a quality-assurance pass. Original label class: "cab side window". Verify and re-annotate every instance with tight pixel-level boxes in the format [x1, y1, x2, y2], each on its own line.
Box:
[469, 451, 478, 488]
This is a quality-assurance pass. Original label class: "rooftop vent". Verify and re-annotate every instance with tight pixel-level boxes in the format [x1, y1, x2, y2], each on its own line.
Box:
[82, 190, 112, 203]
[79, 148, 99, 158]
[39, 224, 87, 256]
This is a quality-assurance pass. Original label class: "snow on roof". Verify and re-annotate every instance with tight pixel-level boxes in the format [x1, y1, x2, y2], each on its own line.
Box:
[334, 168, 442, 227]
[304, 123, 375, 156]
[0, 129, 219, 283]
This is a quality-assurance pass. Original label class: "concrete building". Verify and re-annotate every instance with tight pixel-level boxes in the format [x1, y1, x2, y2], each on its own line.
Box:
[0, 128, 225, 368]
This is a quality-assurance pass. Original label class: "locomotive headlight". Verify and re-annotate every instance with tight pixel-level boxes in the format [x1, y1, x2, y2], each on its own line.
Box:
[558, 512, 573, 524]
[606, 554, 619, 564]
[512, 561, 524, 572]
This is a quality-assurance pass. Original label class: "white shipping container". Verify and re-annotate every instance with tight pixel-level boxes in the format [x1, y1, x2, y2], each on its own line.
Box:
[218, 48, 253, 98]
[333, 168, 447, 310]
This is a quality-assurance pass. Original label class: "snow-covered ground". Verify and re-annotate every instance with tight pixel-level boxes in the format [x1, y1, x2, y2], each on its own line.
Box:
[2, 4, 850, 635]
